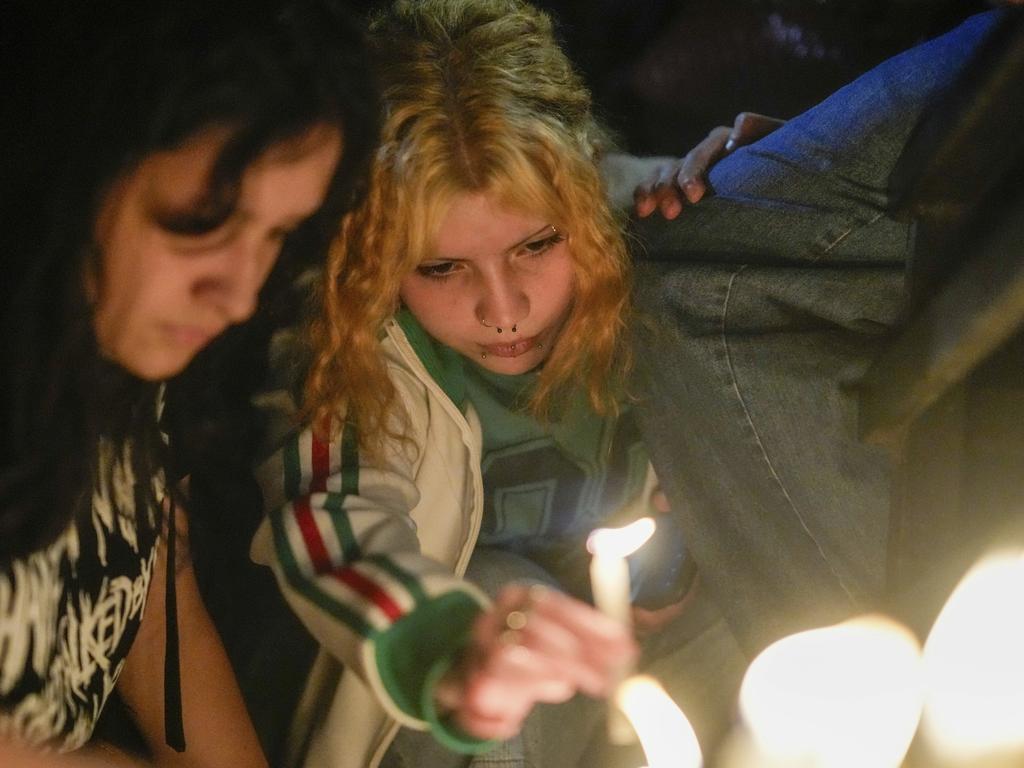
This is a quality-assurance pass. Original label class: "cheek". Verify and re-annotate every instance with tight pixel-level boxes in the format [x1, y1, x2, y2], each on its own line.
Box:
[543, 258, 577, 317]
[400, 279, 447, 325]
[97, 244, 188, 334]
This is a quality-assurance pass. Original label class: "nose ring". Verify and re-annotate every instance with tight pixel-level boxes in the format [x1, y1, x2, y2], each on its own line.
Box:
[480, 319, 518, 334]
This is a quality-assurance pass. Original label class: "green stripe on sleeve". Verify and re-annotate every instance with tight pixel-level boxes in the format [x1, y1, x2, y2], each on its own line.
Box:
[270, 502, 374, 638]
[322, 489, 361, 563]
[366, 554, 429, 607]
[310, 424, 361, 564]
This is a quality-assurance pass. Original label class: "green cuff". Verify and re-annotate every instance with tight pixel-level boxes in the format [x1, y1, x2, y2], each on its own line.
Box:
[374, 590, 493, 753]
[421, 656, 499, 754]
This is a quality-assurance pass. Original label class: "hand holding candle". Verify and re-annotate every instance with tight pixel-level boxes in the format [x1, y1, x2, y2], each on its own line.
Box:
[435, 583, 638, 742]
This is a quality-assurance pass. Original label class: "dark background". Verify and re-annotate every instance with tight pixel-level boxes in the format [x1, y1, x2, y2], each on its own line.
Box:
[359, 0, 991, 154]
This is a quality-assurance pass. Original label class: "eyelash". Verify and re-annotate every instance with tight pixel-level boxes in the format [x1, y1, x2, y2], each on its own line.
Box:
[523, 232, 564, 255]
[416, 232, 565, 282]
[167, 222, 299, 258]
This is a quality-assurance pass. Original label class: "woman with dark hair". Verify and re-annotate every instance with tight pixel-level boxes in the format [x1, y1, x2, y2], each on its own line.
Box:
[0, 0, 376, 763]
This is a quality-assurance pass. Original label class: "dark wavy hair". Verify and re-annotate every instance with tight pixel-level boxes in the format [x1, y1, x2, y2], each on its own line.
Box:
[0, 0, 378, 564]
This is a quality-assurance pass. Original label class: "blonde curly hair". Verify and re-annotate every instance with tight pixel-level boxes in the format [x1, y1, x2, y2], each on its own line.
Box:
[305, 0, 632, 449]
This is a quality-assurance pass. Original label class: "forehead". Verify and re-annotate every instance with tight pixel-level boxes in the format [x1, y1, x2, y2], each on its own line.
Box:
[131, 128, 230, 211]
[434, 191, 550, 256]
[102, 125, 342, 232]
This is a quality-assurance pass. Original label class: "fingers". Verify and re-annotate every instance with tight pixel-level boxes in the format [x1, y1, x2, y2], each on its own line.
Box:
[632, 111, 787, 219]
[673, 125, 732, 208]
[449, 584, 638, 740]
[633, 164, 675, 219]
[727, 111, 786, 152]
[633, 125, 732, 218]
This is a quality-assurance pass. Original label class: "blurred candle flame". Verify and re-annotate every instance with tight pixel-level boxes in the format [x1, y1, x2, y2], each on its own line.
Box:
[587, 517, 656, 558]
[617, 675, 702, 768]
[922, 549, 1024, 762]
[737, 614, 924, 767]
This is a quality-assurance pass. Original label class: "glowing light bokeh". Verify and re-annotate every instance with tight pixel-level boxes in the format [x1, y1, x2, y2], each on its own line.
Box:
[586, 517, 656, 558]
[738, 615, 924, 768]
[617, 675, 703, 768]
[922, 549, 1024, 761]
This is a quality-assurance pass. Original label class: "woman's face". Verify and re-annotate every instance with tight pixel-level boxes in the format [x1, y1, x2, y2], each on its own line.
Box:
[92, 124, 343, 380]
[399, 191, 575, 376]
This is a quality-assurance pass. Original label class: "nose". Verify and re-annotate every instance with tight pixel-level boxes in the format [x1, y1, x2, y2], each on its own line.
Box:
[475, 269, 529, 332]
[195, 240, 274, 324]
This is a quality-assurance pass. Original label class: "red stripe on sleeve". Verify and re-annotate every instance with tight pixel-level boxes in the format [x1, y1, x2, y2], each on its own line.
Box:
[335, 567, 405, 622]
[294, 496, 332, 574]
[311, 434, 330, 494]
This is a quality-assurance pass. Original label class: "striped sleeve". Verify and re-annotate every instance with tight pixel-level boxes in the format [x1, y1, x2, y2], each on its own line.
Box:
[252, 420, 490, 742]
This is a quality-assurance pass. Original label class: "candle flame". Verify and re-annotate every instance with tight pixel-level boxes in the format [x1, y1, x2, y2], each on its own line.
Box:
[922, 549, 1024, 761]
[616, 675, 702, 768]
[587, 517, 656, 558]
[738, 614, 923, 768]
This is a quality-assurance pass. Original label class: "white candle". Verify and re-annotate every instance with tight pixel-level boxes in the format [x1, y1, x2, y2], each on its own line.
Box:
[589, 551, 633, 626]
[586, 517, 656, 744]
[616, 675, 703, 768]
[586, 517, 657, 625]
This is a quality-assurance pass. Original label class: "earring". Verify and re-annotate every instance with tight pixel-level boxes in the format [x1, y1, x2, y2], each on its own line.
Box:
[480, 351, 488, 359]
[511, 324, 517, 333]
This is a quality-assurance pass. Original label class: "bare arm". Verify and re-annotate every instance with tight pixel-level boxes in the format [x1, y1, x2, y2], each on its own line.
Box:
[115, 512, 268, 768]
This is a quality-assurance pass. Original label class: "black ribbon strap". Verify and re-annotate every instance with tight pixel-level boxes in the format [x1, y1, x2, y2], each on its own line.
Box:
[164, 500, 186, 752]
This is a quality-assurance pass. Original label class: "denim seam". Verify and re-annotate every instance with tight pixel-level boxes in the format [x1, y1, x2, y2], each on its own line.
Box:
[812, 211, 885, 263]
[720, 264, 855, 601]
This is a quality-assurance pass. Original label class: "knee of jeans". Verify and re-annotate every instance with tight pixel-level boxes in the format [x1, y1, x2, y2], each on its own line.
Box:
[464, 547, 560, 600]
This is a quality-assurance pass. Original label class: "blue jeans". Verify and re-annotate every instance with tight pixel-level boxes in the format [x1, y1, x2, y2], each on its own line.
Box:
[631, 11, 1003, 655]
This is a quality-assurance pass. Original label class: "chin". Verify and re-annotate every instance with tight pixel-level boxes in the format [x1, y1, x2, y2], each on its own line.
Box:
[120, 347, 196, 382]
[479, 354, 543, 376]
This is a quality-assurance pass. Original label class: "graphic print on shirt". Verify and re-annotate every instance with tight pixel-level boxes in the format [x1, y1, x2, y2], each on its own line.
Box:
[0, 441, 161, 750]
[476, 406, 648, 596]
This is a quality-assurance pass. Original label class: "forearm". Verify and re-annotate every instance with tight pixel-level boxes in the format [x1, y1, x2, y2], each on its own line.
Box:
[0, 741, 141, 768]
[117, 523, 268, 768]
